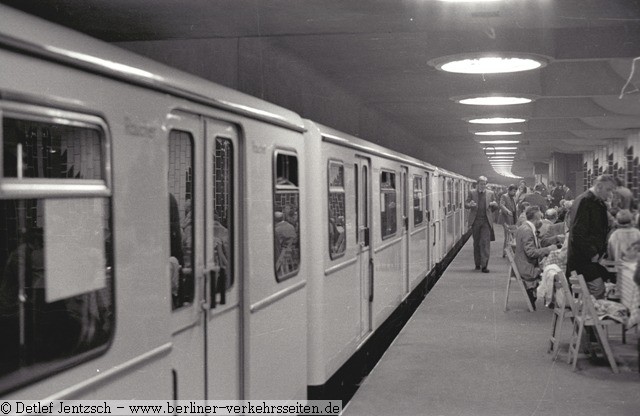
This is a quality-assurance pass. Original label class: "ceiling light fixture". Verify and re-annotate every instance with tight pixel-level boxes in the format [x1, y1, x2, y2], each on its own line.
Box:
[479, 140, 520, 144]
[459, 96, 533, 106]
[475, 131, 522, 136]
[438, 57, 543, 74]
[484, 147, 517, 150]
[469, 117, 526, 124]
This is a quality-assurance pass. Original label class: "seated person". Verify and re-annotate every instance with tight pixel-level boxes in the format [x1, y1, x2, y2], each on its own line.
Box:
[607, 209, 640, 262]
[539, 208, 566, 248]
[515, 201, 531, 227]
[515, 206, 555, 308]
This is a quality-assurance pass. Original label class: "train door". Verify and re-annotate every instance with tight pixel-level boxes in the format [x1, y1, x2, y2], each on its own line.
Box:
[167, 112, 206, 399]
[204, 119, 242, 399]
[401, 166, 410, 294]
[356, 156, 372, 337]
[425, 171, 432, 270]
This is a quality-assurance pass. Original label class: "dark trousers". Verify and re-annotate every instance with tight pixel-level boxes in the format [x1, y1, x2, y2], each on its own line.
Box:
[472, 219, 492, 269]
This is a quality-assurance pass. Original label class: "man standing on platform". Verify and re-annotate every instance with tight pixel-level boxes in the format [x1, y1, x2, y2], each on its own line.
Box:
[566, 174, 617, 298]
[465, 176, 499, 273]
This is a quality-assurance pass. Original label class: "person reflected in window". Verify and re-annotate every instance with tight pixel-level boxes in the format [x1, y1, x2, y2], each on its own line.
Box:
[213, 213, 230, 292]
[275, 210, 296, 276]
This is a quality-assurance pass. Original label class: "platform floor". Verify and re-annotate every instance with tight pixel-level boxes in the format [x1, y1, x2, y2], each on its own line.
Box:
[343, 229, 640, 416]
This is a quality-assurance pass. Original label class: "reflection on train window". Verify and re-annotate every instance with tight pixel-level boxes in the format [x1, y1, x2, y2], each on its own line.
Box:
[380, 170, 397, 239]
[168, 130, 194, 310]
[328, 161, 346, 260]
[0, 117, 113, 392]
[413, 175, 423, 226]
[3, 118, 103, 179]
[273, 152, 300, 281]
[212, 138, 233, 303]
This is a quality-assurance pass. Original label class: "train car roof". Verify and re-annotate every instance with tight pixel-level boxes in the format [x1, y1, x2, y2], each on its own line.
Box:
[0, 5, 305, 133]
[307, 120, 441, 173]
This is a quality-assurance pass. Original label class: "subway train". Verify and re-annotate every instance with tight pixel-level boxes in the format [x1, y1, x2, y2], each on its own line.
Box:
[0, 6, 473, 400]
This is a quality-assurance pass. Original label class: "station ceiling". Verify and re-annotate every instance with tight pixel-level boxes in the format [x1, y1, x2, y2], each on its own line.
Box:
[3, 0, 640, 180]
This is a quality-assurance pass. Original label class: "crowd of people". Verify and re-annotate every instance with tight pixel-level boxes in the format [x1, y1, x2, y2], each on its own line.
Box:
[467, 174, 640, 315]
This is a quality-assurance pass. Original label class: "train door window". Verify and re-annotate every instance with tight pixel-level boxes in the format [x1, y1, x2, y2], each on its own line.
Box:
[0, 110, 113, 393]
[212, 138, 234, 302]
[425, 173, 430, 221]
[354, 164, 358, 243]
[455, 180, 460, 209]
[413, 175, 423, 226]
[380, 170, 397, 239]
[448, 179, 453, 212]
[273, 151, 300, 281]
[328, 161, 346, 259]
[168, 130, 195, 310]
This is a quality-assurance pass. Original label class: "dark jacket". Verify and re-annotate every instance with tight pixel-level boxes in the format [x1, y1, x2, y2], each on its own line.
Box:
[566, 190, 610, 279]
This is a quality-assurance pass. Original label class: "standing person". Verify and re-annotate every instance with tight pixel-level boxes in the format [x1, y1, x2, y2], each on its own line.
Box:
[515, 180, 528, 215]
[551, 181, 565, 208]
[465, 175, 499, 273]
[498, 184, 518, 257]
[522, 183, 548, 213]
[566, 174, 617, 298]
[563, 183, 574, 201]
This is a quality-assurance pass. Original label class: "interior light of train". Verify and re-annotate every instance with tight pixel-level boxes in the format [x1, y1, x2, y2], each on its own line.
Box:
[439, 57, 543, 74]
[475, 131, 522, 136]
[469, 117, 526, 124]
[479, 140, 520, 144]
[459, 97, 532, 105]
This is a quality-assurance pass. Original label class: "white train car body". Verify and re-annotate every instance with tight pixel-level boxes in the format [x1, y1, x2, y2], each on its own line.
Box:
[0, 6, 307, 400]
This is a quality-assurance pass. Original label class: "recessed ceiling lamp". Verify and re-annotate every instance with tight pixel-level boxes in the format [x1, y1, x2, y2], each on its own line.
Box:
[469, 117, 526, 124]
[475, 131, 522, 136]
[460, 97, 532, 106]
[440, 57, 543, 74]
[438, 0, 502, 3]
[479, 140, 520, 144]
[484, 147, 517, 150]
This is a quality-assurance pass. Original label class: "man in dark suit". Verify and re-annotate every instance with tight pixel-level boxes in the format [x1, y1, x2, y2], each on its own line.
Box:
[522, 183, 548, 213]
[515, 206, 555, 307]
[465, 175, 498, 272]
[566, 174, 617, 298]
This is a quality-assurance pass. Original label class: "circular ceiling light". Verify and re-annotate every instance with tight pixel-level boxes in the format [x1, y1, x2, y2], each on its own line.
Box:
[479, 140, 520, 144]
[475, 131, 522, 136]
[459, 96, 532, 105]
[469, 117, 526, 124]
[430, 52, 548, 74]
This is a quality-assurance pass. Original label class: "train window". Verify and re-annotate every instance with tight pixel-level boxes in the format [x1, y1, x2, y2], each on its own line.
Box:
[380, 170, 397, 239]
[328, 161, 346, 259]
[413, 175, 423, 226]
[425, 173, 430, 221]
[273, 152, 300, 281]
[448, 179, 453, 212]
[168, 130, 194, 310]
[0, 114, 113, 393]
[212, 137, 234, 299]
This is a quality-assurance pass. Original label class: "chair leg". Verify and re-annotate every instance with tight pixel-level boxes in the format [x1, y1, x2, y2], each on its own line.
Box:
[552, 310, 566, 361]
[504, 266, 512, 312]
[594, 324, 620, 374]
[548, 312, 559, 353]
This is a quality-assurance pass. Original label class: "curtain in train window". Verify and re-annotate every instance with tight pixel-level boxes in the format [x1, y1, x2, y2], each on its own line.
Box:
[413, 175, 423, 226]
[380, 170, 397, 239]
[0, 117, 113, 391]
[168, 130, 194, 310]
[328, 161, 346, 259]
[212, 137, 234, 302]
[273, 152, 300, 281]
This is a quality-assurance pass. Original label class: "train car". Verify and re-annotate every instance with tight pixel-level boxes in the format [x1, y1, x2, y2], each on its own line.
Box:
[0, 5, 308, 400]
[302, 122, 472, 393]
[0, 5, 472, 401]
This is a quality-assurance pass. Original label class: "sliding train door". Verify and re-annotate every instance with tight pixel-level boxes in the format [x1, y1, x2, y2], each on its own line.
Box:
[204, 119, 242, 399]
[167, 112, 206, 399]
[356, 156, 373, 337]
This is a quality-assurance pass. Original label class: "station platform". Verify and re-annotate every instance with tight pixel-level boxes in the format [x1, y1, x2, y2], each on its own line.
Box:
[343, 229, 640, 416]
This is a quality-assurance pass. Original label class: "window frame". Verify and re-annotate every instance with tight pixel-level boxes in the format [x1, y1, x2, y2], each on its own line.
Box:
[0, 101, 114, 395]
[327, 159, 346, 260]
[413, 174, 424, 226]
[272, 149, 301, 282]
[380, 169, 397, 240]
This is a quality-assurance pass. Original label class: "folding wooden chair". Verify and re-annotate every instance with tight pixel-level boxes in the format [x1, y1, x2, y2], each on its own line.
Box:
[504, 245, 535, 312]
[567, 272, 620, 373]
[548, 271, 577, 360]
